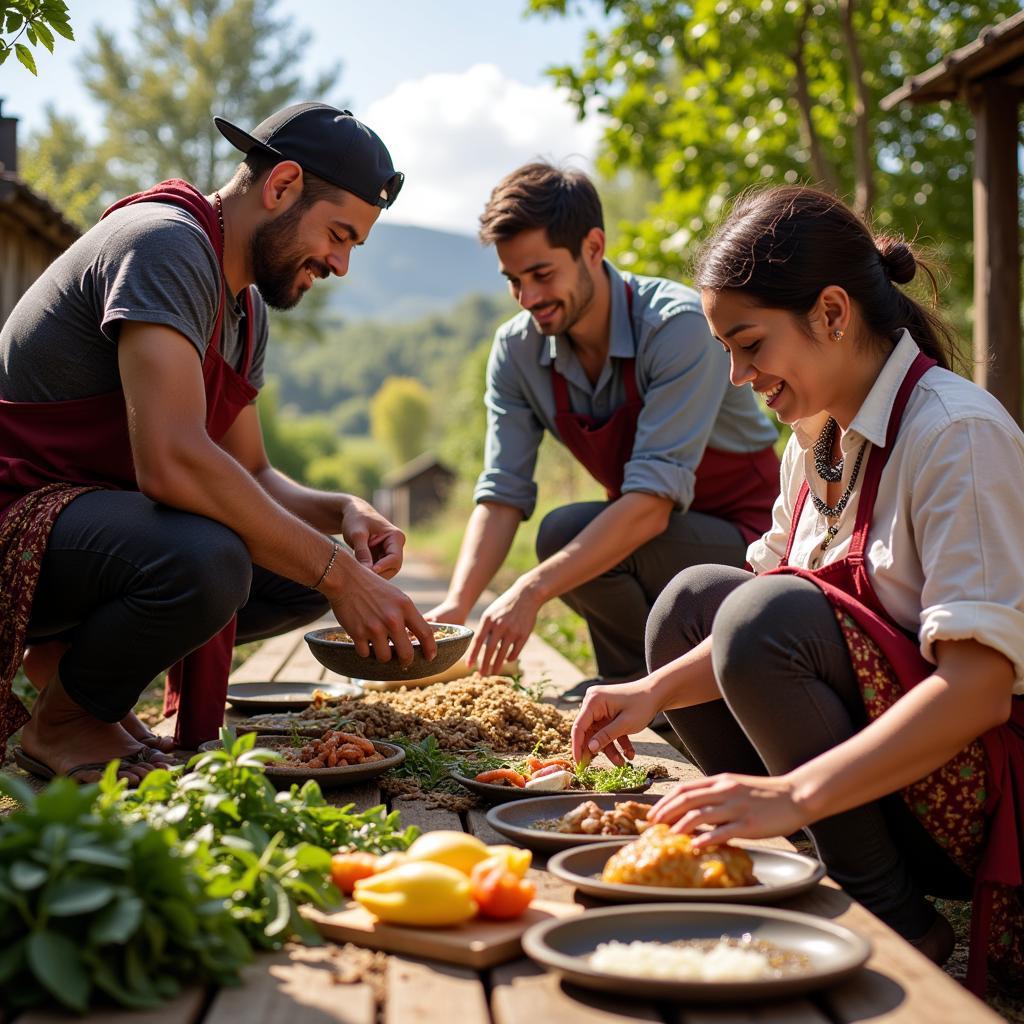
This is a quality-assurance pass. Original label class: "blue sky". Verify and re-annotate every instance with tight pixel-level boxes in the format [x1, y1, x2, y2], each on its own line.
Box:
[0, 0, 611, 233]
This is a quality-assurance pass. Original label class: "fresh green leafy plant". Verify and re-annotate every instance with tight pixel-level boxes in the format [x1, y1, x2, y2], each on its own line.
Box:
[0, 772, 250, 1013]
[0, 729, 419, 1013]
[0, 1, 74, 75]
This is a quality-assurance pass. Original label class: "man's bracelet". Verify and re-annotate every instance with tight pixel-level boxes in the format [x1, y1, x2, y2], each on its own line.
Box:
[313, 540, 340, 590]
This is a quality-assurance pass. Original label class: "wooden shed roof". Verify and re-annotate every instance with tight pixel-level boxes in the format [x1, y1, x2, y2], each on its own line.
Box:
[0, 172, 80, 251]
[881, 10, 1024, 109]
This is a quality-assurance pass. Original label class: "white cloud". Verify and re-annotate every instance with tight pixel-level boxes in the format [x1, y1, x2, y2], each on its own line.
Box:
[365, 63, 606, 236]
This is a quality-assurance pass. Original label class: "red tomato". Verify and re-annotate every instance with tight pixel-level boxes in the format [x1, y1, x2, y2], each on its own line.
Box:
[469, 862, 536, 920]
[330, 851, 380, 895]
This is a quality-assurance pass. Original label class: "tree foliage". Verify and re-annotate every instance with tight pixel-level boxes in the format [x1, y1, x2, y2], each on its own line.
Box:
[526, 0, 1020, 306]
[370, 377, 433, 466]
[20, 0, 337, 226]
[0, 1, 73, 76]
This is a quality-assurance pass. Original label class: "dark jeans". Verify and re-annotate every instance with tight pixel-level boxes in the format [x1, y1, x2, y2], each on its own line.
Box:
[535, 501, 747, 679]
[26, 490, 328, 723]
[646, 564, 971, 939]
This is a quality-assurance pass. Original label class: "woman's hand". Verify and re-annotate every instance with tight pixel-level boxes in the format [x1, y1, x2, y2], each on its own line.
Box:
[571, 679, 663, 766]
[648, 772, 809, 849]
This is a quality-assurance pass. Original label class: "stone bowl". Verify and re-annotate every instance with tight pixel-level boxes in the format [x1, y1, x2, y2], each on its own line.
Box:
[304, 622, 473, 682]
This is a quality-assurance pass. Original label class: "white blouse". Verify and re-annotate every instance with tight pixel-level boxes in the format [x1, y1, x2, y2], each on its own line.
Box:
[747, 330, 1024, 693]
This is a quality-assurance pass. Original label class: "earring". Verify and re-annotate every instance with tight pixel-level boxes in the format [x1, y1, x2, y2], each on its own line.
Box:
[832, 328, 845, 341]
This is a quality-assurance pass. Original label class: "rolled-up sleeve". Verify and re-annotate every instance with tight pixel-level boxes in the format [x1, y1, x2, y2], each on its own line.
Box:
[473, 330, 545, 519]
[622, 311, 729, 507]
[910, 417, 1024, 688]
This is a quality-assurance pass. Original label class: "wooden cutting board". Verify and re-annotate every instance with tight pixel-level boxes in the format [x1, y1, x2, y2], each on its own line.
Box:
[302, 898, 580, 968]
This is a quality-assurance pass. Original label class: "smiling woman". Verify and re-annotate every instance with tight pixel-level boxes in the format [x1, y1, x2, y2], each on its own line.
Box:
[571, 185, 1024, 993]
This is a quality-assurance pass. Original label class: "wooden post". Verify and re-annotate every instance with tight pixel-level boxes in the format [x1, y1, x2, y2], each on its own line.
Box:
[971, 79, 1021, 424]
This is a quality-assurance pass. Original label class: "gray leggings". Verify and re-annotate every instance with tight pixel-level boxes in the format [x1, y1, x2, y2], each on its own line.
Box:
[646, 564, 970, 939]
[26, 490, 329, 723]
[536, 501, 747, 679]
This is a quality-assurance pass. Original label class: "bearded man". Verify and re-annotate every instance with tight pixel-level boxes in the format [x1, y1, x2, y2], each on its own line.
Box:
[428, 163, 779, 691]
[0, 103, 435, 783]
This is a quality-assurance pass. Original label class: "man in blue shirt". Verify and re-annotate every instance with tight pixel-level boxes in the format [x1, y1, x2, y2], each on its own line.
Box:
[428, 163, 779, 686]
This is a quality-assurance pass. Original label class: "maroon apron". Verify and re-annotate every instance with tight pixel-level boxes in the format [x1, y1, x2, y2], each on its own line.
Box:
[550, 282, 779, 544]
[766, 350, 1024, 994]
[0, 178, 256, 752]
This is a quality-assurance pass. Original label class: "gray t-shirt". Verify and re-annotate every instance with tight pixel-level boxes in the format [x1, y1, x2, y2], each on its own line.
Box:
[0, 202, 268, 402]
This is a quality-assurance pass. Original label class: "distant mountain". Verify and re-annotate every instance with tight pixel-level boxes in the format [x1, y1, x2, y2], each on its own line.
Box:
[323, 222, 506, 322]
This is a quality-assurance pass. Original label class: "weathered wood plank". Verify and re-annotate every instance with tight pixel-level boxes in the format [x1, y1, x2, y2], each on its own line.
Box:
[490, 959, 664, 1024]
[384, 956, 490, 1024]
[15, 989, 204, 1024]
[230, 631, 306, 683]
[203, 947, 374, 1024]
[389, 798, 462, 834]
[789, 881, 1000, 1023]
[328, 780, 383, 814]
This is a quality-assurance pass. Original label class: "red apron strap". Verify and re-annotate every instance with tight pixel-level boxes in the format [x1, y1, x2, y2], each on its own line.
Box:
[779, 351, 935, 569]
[846, 351, 935, 564]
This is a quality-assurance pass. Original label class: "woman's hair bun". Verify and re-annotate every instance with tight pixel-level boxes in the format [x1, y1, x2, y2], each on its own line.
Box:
[875, 236, 916, 285]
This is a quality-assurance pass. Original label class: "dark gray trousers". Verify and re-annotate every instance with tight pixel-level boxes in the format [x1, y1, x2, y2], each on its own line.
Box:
[646, 564, 970, 939]
[535, 501, 747, 679]
[26, 490, 329, 723]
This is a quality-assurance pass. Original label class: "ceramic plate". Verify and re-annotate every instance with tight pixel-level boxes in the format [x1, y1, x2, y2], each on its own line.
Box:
[485, 794, 662, 853]
[225, 680, 362, 713]
[547, 839, 825, 904]
[522, 903, 870, 1002]
[449, 769, 652, 805]
[197, 736, 404, 788]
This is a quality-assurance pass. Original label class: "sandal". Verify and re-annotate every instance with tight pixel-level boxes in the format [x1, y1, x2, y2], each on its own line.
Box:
[13, 745, 163, 784]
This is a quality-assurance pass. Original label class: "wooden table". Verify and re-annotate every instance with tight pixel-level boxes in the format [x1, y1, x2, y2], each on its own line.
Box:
[9, 560, 1000, 1024]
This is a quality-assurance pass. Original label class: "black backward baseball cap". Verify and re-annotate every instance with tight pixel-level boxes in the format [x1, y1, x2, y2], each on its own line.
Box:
[214, 102, 404, 209]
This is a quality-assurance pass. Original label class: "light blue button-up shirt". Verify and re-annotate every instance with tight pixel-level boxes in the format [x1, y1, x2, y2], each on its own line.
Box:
[474, 262, 779, 519]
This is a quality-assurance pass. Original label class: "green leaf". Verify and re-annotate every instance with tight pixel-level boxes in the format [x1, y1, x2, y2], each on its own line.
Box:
[6, 12, 24, 33]
[14, 43, 37, 74]
[67, 845, 131, 870]
[46, 878, 116, 916]
[10, 860, 48, 890]
[89, 895, 144, 944]
[264, 880, 291, 937]
[27, 931, 91, 1011]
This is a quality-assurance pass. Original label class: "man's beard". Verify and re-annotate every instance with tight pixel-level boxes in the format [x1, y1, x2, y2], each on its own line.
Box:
[536, 259, 595, 336]
[249, 204, 328, 310]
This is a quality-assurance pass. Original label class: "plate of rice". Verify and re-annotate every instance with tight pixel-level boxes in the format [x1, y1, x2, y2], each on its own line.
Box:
[521, 904, 870, 1001]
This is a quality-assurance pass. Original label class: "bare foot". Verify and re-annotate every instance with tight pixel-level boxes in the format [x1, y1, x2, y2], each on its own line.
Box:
[23, 642, 176, 756]
[20, 674, 161, 785]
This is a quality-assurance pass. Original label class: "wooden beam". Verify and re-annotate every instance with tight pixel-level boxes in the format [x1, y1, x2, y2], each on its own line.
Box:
[971, 79, 1022, 424]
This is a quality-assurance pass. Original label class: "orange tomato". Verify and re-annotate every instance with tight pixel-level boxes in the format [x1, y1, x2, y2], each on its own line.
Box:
[330, 851, 380, 895]
[469, 861, 536, 920]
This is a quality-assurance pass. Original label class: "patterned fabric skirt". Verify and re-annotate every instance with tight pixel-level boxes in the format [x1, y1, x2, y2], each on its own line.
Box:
[835, 609, 1023, 987]
[0, 484, 97, 757]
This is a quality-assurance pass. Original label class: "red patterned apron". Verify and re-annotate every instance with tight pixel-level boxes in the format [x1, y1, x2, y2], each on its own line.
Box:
[550, 282, 779, 543]
[766, 350, 1024, 994]
[0, 179, 256, 753]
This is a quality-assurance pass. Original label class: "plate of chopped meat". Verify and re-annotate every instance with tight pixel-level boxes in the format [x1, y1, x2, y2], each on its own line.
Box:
[198, 731, 405, 788]
[546, 828, 825, 904]
[486, 794, 662, 853]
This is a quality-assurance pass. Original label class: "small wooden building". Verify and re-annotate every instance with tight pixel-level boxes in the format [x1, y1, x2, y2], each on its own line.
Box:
[374, 453, 456, 530]
[0, 101, 80, 325]
[882, 12, 1024, 424]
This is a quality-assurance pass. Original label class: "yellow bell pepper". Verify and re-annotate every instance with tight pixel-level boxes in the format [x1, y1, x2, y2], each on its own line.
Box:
[405, 830, 490, 875]
[482, 845, 532, 878]
[353, 862, 478, 927]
